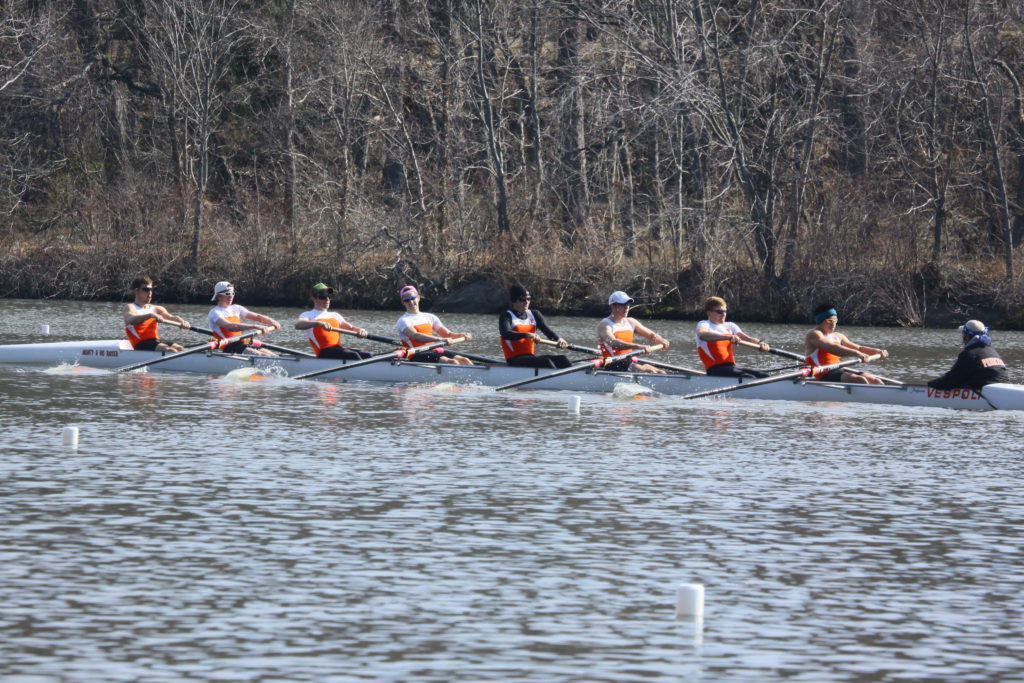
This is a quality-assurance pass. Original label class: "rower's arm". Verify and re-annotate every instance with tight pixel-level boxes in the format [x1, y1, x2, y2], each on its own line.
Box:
[154, 306, 190, 329]
[533, 310, 561, 342]
[632, 320, 670, 349]
[123, 303, 158, 326]
[244, 311, 281, 330]
[499, 312, 532, 340]
[696, 323, 731, 342]
[808, 331, 861, 357]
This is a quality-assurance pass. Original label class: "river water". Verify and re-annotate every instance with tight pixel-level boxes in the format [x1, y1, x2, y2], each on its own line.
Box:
[1, 299, 1022, 682]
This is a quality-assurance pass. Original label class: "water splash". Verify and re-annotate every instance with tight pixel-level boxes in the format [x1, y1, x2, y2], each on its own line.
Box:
[612, 382, 660, 401]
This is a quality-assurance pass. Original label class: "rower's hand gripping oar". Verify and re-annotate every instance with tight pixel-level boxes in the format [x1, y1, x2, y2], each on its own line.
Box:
[681, 353, 883, 400]
[734, 338, 903, 385]
[114, 330, 262, 373]
[291, 337, 466, 380]
[494, 344, 665, 392]
[176, 322, 316, 358]
[328, 326, 504, 365]
[534, 337, 704, 375]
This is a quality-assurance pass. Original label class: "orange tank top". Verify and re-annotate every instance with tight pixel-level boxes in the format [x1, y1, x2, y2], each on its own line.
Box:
[125, 305, 159, 349]
[501, 310, 536, 360]
[807, 332, 843, 367]
[600, 317, 634, 357]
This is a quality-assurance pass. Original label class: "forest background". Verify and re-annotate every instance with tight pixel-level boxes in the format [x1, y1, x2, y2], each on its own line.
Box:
[1, 0, 1022, 325]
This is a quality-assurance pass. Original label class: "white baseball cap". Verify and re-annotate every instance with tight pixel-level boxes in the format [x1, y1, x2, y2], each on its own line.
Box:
[211, 281, 235, 301]
[608, 290, 634, 305]
[959, 320, 987, 335]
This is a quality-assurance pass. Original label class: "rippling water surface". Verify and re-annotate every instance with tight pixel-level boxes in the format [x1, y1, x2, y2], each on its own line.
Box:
[2, 299, 1023, 682]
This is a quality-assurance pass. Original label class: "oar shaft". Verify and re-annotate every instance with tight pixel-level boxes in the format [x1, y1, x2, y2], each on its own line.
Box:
[115, 330, 260, 373]
[734, 338, 806, 362]
[494, 344, 664, 391]
[292, 337, 462, 380]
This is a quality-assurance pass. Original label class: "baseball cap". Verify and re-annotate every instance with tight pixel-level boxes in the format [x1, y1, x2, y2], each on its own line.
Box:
[211, 281, 235, 301]
[608, 291, 634, 305]
[311, 282, 334, 295]
[399, 285, 419, 301]
[959, 320, 987, 335]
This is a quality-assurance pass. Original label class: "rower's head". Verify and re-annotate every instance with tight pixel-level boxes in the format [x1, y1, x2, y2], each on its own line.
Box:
[509, 284, 532, 313]
[608, 290, 634, 318]
[131, 276, 154, 304]
[959, 319, 989, 344]
[399, 285, 420, 312]
[311, 282, 334, 309]
[704, 296, 728, 321]
[813, 303, 838, 331]
[211, 280, 236, 304]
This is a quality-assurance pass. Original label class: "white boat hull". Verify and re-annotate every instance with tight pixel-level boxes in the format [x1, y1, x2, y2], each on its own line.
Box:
[0, 339, 1020, 411]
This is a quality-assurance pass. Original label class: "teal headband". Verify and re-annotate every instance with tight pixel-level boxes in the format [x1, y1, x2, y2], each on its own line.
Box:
[814, 308, 838, 324]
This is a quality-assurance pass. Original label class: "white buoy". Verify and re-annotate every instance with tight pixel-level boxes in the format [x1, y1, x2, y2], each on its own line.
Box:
[568, 395, 581, 413]
[39, 324, 50, 335]
[62, 426, 79, 448]
[675, 583, 705, 619]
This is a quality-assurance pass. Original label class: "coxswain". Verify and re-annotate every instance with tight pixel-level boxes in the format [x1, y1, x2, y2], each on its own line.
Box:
[294, 282, 373, 360]
[499, 284, 572, 369]
[596, 291, 669, 373]
[122, 276, 190, 352]
[927, 320, 1008, 392]
[207, 281, 280, 356]
[696, 296, 770, 378]
[804, 303, 888, 383]
[395, 285, 473, 365]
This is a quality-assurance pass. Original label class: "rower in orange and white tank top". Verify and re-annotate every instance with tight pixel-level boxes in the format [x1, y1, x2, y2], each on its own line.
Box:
[208, 303, 251, 341]
[500, 309, 537, 360]
[806, 332, 843, 368]
[124, 303, 160, 349]
[695, 319, 739, 370]
[599, 316, 636, 357]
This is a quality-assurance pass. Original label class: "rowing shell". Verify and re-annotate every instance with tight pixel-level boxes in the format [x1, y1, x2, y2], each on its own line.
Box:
[1, 339, 1021, 412]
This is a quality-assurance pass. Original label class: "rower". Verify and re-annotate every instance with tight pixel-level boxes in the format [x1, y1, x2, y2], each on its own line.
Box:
[805, 303, 888, 383]
[207, 281, 280, 356]
[696, 296, 770, 378]
[927, 319, 1008, 392]
[499, 284, 572, 369]
[122, 276, 190, 352]
[597, 291, 670, 373]
[294, 283, 373, 360]
[395, 285, 473, 365]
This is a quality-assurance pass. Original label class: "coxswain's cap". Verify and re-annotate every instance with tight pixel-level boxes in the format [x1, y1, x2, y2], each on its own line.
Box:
[211, 281, 235, 301]
[959, 319, 988, 336]
[608, 290, 634, 305]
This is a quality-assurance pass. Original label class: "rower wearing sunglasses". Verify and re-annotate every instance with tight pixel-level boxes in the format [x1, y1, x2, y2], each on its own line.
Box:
[207, 281, 281, 356]
[804, 303, 888, 383]
[696, 296, 770, 378]
[395, 285, 473, 365]
[294, 282, 373, 360]
[597, 291, 670, 374]
[498, 284, 572, 369]
[122, 276, 191, 352]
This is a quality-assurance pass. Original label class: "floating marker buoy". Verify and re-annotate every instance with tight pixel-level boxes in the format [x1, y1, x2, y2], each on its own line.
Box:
[62, 426, 79, 448]
[675, 583, 704, 619]
[39, 324, 50, 335]
[568, 395, 581, 413]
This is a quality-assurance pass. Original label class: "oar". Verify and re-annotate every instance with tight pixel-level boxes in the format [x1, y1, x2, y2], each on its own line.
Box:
[292, 337, 463, 380]
[535, 337, 705, 375]
[682, 353, 882, 400]
[330, 326, 504, 365]
[115, 331, 260, 373]
[494, 344, 664, 392]
[175, 322, 316, 358]
[734, 338, 903, 385]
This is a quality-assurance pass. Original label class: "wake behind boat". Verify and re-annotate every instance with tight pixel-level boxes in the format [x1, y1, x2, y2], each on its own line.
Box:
[1, 338, 1022, 412]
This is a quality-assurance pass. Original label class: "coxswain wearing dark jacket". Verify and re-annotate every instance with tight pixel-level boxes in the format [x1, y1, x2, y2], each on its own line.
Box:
[927, 320, 1008, 392]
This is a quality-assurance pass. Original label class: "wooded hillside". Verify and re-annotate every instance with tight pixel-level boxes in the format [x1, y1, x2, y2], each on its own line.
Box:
[1, 1, 1022, 324]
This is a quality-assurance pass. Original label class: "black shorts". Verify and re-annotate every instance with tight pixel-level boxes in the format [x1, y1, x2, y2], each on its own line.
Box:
[507, 354, 573, 369]
[707, 363, 769, 379]
[318, 346, 374, 361]
[814, 368, 846, 382]
[604, 356, 636, 372]
[221, 339, 249, 354]
[405, 349, 444, 363]
[133, 338, 165, 352]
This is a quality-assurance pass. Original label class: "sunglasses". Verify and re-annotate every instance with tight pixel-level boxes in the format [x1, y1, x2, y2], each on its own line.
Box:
[138, 286, 154, 292]
[517, 297, 532, 302]
[402, 296, 417, 302]
[711, 309, 727, 314]
[314, 293, 331, 299]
